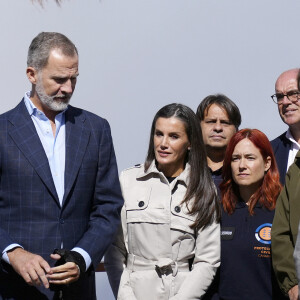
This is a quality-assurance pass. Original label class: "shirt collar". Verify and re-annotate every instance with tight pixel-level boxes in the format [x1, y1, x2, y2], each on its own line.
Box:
[235, 199, 262, 209]
[286, 129, 300, 149]
[24, 91, 36, 116]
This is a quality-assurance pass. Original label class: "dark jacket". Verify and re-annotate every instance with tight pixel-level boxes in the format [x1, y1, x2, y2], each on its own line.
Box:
[271, 151, 300, 295]
[271, 132, 291, 185]
[214, 203, 285, 300]
[0, 100, 124, 299]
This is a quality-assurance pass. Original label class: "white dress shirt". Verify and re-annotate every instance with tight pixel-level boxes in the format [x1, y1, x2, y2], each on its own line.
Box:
[286, 129, 300, 172]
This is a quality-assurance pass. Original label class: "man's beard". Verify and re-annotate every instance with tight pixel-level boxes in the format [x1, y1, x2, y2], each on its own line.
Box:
[35, 79, 71, 112]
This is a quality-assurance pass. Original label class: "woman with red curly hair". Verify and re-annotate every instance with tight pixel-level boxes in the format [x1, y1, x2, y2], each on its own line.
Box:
[214, 129, 285, 300]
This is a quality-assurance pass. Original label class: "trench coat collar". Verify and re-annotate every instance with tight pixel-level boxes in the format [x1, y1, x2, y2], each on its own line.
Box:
[136, 160, 190, 186]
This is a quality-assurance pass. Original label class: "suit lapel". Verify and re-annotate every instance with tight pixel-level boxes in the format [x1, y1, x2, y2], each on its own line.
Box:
[63, 106, 90, 206]
[8, 100, 59, 204]
[274, 133, 291, 185]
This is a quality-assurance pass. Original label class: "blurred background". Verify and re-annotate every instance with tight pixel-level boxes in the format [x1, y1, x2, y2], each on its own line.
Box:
[1, 0, 300, 298]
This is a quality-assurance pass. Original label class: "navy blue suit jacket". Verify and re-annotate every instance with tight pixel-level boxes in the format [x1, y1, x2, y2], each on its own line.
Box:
[0, 100, 123, 299]
[271, 132, 291, 185]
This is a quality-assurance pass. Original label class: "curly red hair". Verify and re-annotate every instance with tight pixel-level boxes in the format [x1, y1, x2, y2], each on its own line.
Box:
[220, 129, 282, 215]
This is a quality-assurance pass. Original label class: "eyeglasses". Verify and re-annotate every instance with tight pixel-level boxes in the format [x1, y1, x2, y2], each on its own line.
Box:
[271, 91, 300, 104]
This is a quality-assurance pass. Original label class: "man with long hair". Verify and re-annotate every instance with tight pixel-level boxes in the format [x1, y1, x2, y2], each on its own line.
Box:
[196, 94, 241, 189]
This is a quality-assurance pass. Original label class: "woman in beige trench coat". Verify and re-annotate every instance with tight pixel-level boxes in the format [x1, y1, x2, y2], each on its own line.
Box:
[105, 103, 221, 300]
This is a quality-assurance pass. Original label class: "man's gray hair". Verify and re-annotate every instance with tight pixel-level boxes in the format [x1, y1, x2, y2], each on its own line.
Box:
[27, 32, 78, 71]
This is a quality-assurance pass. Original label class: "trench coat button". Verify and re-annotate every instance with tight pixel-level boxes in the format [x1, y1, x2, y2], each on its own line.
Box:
[174, 206, 181, 213]
[138, 201, 145, 207]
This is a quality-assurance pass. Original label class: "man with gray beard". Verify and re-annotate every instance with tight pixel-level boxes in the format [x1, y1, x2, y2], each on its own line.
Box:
[35, 73, 71, 112]
[0, 32, 123, 300]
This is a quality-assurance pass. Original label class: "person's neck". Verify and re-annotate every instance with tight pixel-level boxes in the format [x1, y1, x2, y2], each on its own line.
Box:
[158, 163, 184, 178]
[206, 148, 225, 172]
[239, 185, 258, 205]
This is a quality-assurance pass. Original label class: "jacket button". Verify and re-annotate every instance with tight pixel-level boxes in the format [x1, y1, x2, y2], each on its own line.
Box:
[174, 206, 181, 213]
[60, 218, 65, 224]
[138, 201, 145, 207]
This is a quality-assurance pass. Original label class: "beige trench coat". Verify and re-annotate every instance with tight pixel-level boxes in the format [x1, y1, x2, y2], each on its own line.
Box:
[105, 161, 220, 300]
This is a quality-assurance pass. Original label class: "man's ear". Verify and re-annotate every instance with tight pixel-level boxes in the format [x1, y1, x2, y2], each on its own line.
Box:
[26, 67, 38, 84]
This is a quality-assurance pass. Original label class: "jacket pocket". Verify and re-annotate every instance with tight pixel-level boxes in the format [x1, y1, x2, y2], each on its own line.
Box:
[125, 188, 169, 224]
[171, 202, 196, 234]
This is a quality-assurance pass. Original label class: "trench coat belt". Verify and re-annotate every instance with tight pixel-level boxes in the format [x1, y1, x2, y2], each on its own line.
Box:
[127, 253, 189, 276]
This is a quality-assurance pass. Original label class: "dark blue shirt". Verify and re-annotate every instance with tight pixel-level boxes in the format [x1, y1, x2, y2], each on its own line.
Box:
[204, 201, 286, 300]
[218, 202, 285, 300]
[210, 167, 223, 189]
[210, 167, 222, 199]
